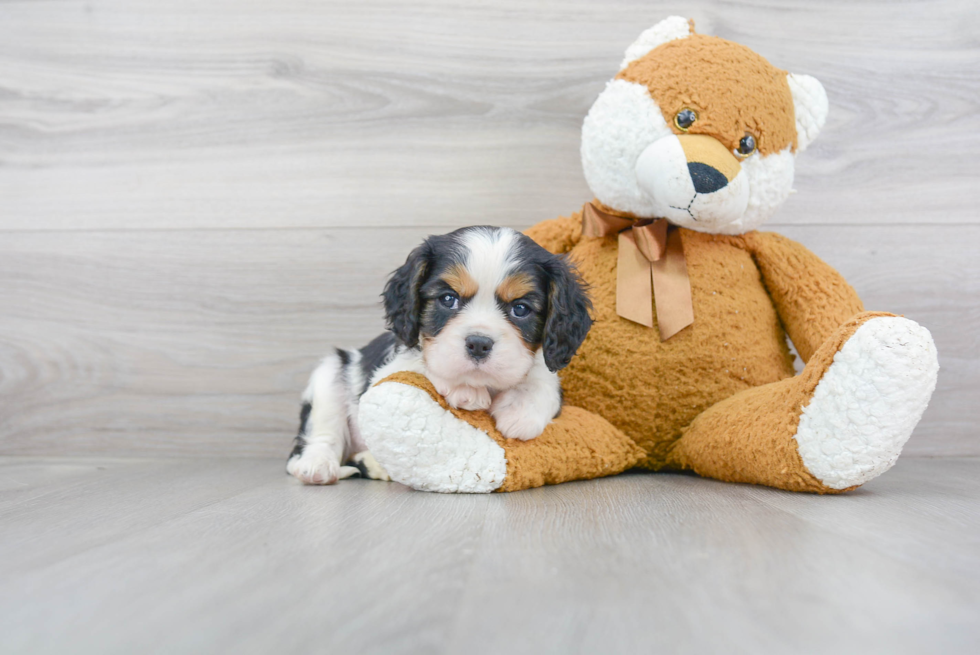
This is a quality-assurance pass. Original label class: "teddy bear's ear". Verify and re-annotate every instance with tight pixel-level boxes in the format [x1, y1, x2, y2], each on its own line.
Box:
[787, 73, 829, 152]
[619, 16, 693, 70]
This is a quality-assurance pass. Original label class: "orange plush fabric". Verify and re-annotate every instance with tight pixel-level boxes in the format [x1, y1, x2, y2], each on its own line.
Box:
[619, 34, 799, 155]
[530, 209, 865, 471]
[742, 232, 866, 363]
[378, 371, 644, 492]
[666, 312, 893, 493]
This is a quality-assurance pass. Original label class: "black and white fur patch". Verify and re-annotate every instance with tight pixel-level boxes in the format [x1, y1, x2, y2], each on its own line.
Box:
[287, 226, 592, 485]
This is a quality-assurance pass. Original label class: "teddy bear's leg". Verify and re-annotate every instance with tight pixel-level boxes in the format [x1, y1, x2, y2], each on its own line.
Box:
[667, 312, 938, 493]
[357, 372, 643, 493]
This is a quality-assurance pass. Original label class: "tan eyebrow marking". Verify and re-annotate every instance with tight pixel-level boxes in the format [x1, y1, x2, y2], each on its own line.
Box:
[497, 273, 535, 303]
[442, 264, 478, 297]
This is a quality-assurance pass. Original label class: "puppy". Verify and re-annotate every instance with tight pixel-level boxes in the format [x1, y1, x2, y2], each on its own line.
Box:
[287, 226, 593, 485]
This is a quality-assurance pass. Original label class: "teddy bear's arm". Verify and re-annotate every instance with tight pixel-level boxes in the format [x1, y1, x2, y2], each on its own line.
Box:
[523, 213, 583, 255]
[746, 231, 864, 363]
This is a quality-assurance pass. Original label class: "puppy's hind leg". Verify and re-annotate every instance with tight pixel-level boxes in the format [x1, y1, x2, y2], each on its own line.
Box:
[348, 451, 391, 481]
[287, 352, 360, 485]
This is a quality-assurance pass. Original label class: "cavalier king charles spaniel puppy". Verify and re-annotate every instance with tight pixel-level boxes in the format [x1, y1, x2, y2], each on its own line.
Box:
[287, 226, 593, 485]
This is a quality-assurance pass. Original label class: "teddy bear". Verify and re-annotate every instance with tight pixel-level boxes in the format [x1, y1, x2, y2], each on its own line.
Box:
[356, 17, 939, 494]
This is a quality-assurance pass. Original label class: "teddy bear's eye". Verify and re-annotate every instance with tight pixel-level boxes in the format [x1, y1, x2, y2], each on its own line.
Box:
[736, 133, 757, 157]
[674, 109, 697, 131]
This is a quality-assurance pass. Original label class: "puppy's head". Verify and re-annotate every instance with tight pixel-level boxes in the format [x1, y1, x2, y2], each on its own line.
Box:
[382, 227, 592, 389]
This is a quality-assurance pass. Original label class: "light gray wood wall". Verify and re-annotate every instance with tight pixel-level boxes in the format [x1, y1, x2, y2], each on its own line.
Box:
[1, 0, 977, 457]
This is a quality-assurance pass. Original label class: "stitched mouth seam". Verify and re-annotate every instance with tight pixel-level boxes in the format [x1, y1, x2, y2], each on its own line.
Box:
[670, 194, 698, 220]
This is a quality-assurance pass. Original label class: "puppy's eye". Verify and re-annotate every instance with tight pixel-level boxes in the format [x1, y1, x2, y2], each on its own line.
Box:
[675, 108, 697, 131]
[736, 133, 757, 157]
[439, 293, 459, 310]
[510, 302, 531, 318]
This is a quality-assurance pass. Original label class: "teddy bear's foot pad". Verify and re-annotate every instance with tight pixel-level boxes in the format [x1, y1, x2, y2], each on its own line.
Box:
[358, 381, 507, 493]
[794, 316, 939, 490]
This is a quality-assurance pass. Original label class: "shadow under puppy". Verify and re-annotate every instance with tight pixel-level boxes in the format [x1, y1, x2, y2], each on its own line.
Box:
[288, 226, 593, 485]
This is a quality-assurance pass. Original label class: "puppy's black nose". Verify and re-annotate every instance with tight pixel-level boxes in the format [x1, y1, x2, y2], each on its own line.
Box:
[688, 162, 729, 194]
[465, 335, 494, 361]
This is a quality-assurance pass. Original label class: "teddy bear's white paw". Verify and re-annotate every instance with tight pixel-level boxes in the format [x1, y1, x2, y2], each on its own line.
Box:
[357, 381, 507, 493]
[794, 316, 939, 489]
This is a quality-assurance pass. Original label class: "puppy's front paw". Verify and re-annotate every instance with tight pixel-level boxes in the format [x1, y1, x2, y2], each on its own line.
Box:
[445, 385, 492, 411]
[287, 444, 357, 485]
[490, 389, 551, 441]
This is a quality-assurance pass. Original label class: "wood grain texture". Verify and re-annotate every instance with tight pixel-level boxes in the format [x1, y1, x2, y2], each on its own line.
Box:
[1, 457, 978, 654]
[0, 225, 976, 457]
[0, 1, 977, 458]
[1, 0, 978, 230]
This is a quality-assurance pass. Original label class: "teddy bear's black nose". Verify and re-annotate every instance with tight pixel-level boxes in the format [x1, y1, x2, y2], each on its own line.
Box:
[688, 162, 729, 194]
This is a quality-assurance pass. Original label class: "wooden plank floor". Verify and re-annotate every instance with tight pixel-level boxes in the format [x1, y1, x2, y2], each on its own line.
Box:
[1, 457, 978, 654]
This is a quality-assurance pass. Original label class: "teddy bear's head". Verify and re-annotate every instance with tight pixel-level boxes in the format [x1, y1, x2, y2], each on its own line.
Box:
[581, 17, 828, 235]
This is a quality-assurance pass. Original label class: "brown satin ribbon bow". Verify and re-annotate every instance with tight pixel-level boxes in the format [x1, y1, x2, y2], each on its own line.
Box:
[581, 201, 694, 340]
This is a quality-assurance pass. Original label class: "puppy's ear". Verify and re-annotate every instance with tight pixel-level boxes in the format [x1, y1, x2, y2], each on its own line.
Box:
[382, 241, 431, 348]
[542, 256, 593, 372]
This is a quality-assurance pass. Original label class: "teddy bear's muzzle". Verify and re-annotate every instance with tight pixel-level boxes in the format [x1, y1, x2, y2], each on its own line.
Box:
[635, 133, 749, 229]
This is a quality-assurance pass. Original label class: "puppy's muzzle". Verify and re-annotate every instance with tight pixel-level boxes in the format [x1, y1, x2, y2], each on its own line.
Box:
[465, 334, 494, 362]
